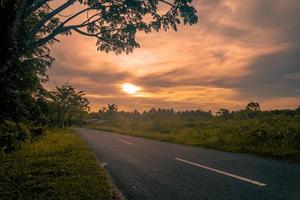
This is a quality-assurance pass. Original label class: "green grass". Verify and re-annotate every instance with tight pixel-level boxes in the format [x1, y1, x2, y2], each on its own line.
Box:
[0, 129, 118, 200]
[86, 115, 300, 162]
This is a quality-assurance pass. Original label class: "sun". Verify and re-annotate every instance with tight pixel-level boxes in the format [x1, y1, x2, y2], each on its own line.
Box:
[122, 83, 140, 95]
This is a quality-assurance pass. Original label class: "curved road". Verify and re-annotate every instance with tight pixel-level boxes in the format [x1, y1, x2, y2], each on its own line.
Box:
[75, 128, 300, 200]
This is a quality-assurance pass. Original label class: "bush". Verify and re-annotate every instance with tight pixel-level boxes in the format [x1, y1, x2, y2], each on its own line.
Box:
[0, 120, 28, 152]
[29, 126, 45, 141]
[0, 120, 45, 153]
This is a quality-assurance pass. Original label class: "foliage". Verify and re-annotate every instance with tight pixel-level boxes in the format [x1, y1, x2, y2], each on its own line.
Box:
[86, 103, 300, 161]
[0, 129, 118, 200]
[0, 120, 46, 153]
[0, 1, 53, 122]
[1, 0, 198, 72]
[0, 84, 89, 154]
[48, 85, 90, 128]
[216, 108, 230, 117]
[3, 0, 198, 58]
[0, 120, 30, 153]
[0, 120, 26, 153]
[245, 102, 261, 112]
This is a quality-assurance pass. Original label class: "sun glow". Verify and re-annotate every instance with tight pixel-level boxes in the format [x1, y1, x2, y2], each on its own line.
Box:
[122, 83, 141, 95]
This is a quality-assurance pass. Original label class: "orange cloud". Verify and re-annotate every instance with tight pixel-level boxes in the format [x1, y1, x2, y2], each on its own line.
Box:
[46, 0, 300, 112]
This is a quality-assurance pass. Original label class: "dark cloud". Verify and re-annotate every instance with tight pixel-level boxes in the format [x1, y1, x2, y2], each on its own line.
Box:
[226, 47, 300, 99]
[51, 65, 131, 84]
[135, 69, 190, 88]
[135, 70, 217, 89]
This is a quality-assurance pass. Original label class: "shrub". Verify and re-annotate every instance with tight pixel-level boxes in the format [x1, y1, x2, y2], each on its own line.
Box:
[0, 120, 31, 153]
[29, 126, 45, 141]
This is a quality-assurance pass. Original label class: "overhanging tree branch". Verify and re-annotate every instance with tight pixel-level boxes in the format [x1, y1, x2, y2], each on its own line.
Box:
[27, 0, 76, 45]
[158, 0, 174, 7]
[18, 0, 198, 59]
[71, 27, 100, 38]
[24, 6, 93, 54]
[58, 7, 92, 28]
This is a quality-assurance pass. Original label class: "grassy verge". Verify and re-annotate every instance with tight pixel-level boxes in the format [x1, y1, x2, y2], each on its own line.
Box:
[0, 129, 119, 200]
[86, 117, 300, 162]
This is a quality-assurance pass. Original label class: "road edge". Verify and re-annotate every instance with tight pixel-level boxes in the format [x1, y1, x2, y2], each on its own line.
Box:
[96, 160, 126, 200]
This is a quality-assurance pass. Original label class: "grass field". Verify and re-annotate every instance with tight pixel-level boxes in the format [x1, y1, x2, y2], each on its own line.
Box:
[86, 113, 300, 162]
[0, 129, 119, 200]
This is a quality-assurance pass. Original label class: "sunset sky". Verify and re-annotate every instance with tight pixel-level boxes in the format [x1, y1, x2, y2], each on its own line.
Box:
[46, 0, 300, 112]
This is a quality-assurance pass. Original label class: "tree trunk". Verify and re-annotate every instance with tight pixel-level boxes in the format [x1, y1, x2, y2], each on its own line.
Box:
[9, 0, 28, 62]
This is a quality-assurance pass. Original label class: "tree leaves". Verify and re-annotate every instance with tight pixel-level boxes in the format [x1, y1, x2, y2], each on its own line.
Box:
[20, 0, 198, 55]
[49, 85, 90, 127]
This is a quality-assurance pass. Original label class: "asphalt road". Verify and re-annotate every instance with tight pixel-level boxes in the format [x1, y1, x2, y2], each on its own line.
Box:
[75, 128, 300, 200]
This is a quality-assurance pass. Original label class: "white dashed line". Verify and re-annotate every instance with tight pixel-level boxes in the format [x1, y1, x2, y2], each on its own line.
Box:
[175, 157, 266, 187]
[119, 139, 133, 145]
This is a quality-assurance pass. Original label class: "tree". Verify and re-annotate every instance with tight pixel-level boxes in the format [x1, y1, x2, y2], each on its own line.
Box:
[29, 88, 52, 125]
[245, 102, 261, 112]
[107, 104, 118, 113]
[216, 108, 230, 117]
[296, 106, 300, 114]
[0, 1, 53, 121]
[97, 103, 119, 120]
[49, 85, 89, 128]
[3, 0, 198, 66]
[98, 103, 118, 113]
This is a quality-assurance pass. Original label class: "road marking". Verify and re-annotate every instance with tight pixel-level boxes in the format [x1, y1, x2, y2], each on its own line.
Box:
[102, 134, 108, 137]
[119, 139, 133, 145]
[175, 157, 266, 187]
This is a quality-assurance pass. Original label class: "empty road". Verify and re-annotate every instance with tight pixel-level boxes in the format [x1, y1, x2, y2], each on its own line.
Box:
[75, 128, 300, 200]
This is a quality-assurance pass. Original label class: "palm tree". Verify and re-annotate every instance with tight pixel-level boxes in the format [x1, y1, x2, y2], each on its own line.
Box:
[107, 104, 118, 113]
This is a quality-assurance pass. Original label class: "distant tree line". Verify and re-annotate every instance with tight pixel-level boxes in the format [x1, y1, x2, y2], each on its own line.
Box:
[88, 102, 300, 121]
[86, 102, 300, 160]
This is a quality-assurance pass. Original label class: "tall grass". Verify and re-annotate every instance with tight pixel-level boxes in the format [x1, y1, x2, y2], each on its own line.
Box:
[86, 114, 300, 161]
[0, 129, 118, 200]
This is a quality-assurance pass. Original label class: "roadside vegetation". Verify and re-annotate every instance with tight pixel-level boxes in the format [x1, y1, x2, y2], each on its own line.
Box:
[0, 84, 90, 153]
[86, 103, 300, 161]
[0, 129, 118, 200]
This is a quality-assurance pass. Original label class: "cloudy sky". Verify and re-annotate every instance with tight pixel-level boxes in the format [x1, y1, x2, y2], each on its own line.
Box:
[46, 0, 300, 112]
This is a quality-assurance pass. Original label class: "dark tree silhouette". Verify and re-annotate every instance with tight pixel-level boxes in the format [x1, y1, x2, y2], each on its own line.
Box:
[49, 85, 89, 128]
[1, 1, 54, 121]
[107, 104, 118, 113]
[216, 108, 230, 116]
[3, 0, 198, 65]
[99, 104, 118, 113]
[245, 102, 261, 112]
